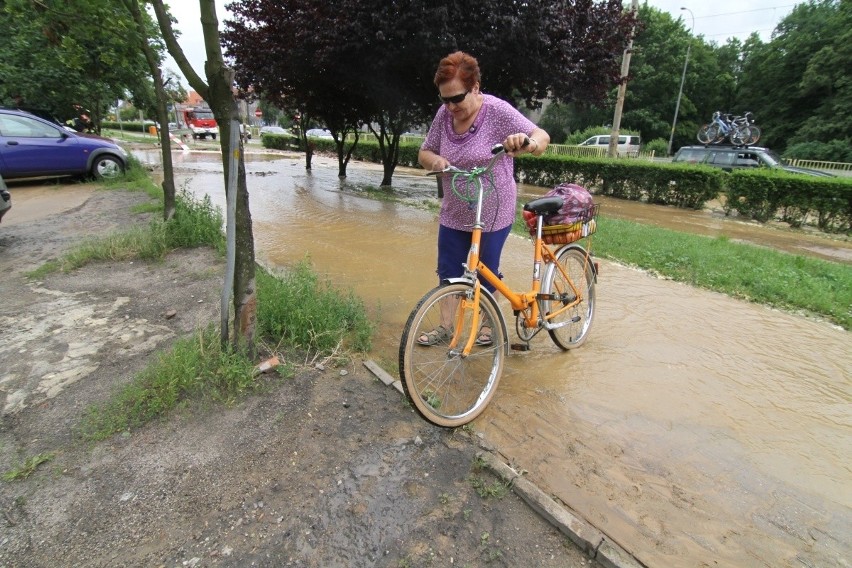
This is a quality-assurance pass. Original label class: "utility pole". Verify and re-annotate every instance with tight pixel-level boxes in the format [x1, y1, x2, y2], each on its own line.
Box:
[667, 7, 694, 156]
[608, 0, 639, 158]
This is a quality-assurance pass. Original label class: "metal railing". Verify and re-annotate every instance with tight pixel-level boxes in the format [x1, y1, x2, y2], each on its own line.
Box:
[785, 158, 852, 173]
[353, 133, 656, 160]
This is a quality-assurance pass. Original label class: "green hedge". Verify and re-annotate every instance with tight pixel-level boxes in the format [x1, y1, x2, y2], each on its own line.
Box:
[514, 154, 723, 209]
[101, 121, 152, 132]
[263, 137, 852, 233]
[260, 132, 302, 150]
[726, 169, 852, 232]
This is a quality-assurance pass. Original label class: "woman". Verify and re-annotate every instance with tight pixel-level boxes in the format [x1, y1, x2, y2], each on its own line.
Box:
[417, 51, 550, 346]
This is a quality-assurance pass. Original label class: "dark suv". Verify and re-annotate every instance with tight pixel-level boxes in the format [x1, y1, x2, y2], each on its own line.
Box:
[673, 145, 834, 177]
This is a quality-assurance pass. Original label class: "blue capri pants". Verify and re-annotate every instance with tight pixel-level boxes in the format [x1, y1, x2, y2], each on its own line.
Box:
[437, 224, 512, 293]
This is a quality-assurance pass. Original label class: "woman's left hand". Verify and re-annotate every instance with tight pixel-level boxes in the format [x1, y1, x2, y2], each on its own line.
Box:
[503, 133, 533, 156]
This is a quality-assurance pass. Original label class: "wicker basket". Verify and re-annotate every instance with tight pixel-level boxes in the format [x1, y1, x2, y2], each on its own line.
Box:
[534, 204, 599, 245]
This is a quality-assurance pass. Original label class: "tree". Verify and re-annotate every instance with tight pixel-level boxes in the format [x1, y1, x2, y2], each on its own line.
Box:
[121, 0, 178, 221]
[0, 0, 153, 131]
[739, 0, 850, 152]
[223, 0, 635, 186]
[151, 0, 258, 350]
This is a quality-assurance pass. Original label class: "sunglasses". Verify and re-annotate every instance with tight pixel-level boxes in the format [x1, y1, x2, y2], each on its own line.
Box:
[439, 90, 469, 105]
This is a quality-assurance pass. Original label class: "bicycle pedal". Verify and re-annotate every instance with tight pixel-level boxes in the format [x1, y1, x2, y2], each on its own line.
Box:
[510, 343, 531, 351]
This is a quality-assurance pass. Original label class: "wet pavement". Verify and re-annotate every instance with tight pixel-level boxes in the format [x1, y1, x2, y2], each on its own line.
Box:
[135, 147, 851, 567]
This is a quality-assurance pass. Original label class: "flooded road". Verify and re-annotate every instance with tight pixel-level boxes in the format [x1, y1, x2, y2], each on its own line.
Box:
[143, 149, 850, 567]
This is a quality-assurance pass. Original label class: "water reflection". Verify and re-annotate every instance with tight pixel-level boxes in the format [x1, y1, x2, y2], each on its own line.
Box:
[150, 149, 850, 567]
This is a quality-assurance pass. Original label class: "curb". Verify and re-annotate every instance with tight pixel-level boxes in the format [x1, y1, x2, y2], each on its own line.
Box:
[364, 360, 647, 568]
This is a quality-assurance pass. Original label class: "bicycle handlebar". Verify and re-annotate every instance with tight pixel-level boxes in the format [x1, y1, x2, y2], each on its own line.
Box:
[426, 139, 529, 177]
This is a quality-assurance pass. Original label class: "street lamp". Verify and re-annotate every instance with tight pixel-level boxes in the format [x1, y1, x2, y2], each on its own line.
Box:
[667, 7, 694, 156]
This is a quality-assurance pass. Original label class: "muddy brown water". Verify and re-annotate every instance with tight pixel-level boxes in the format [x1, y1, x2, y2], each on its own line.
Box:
[137, 149, 850, 567]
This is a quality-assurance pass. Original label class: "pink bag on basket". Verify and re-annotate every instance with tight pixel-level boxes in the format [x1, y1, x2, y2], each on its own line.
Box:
[543, 183, 594, 225]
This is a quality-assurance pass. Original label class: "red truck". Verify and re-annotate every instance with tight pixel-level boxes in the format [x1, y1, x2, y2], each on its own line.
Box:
[181, 107, 219, 140]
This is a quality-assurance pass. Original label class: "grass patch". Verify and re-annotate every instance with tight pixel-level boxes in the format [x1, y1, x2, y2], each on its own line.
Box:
[79, 327, 257, 441]
[103, 154, 161, 198]
[79, 256, 374, 441]
[3, 452, 55, 481]
[257, 260, 373, 354]
[468, 474, 510, 499]
[508, 203, 851, 329]
[26, 187, 225, 277]
[592, 216, 852, 329]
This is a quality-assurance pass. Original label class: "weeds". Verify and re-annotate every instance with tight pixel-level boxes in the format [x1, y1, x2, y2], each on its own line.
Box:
[469, 474, 509, 499]
[256, 260, 373, 354]
[3, 452, 55, 481]
[79, 327, 256, 441]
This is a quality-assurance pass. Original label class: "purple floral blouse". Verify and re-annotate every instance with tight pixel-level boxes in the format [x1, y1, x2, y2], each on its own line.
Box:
[421, 94, 536, 232]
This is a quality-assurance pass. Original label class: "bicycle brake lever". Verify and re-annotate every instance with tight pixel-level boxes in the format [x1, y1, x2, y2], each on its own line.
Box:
[426, 165, 462, 176]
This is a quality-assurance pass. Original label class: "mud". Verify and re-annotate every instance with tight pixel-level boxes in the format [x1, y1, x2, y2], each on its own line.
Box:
[0, 184, 596, 567]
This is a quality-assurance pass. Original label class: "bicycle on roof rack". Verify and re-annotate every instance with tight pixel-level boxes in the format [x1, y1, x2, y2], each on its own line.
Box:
[697, 111, 761, 146]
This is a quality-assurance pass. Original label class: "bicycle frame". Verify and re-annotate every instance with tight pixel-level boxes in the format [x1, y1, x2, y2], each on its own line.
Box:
[435, 148, 590, 357]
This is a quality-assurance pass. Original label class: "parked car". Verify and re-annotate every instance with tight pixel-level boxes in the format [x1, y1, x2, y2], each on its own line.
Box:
[259, 126, 289, 136]
[579, 134, 641, 156]
[0, 176, 10, 224]
[305, 128, 334, 140]
[673, 145, 835, 177]
[0, 108, 128, 181]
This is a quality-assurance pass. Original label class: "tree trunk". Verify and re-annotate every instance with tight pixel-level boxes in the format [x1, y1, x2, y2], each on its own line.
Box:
[151, 0, 258, 349]
[209, 76, 257, 351]
[123, 0, 176, 220]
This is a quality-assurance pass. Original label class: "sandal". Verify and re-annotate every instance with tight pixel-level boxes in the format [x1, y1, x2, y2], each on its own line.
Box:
[417, 325, 453, 346]
[476, 326, 493, 346]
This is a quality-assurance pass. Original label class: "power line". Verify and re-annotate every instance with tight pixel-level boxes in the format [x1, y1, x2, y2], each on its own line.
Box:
[704, 27, 778, 38]
[691, 4, 797, 20]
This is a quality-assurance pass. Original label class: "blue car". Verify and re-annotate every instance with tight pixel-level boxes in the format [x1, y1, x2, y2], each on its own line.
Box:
[0, 108, 128, 181]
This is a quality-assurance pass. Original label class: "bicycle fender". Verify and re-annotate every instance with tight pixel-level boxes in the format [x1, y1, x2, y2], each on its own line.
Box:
[444, 278, 510, 355]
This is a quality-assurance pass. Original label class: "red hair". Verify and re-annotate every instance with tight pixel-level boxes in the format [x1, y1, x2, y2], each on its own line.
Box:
[434, 51, 481, 89]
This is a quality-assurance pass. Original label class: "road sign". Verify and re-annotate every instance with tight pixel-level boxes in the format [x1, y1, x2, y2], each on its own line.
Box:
[254, 109, 263, 118]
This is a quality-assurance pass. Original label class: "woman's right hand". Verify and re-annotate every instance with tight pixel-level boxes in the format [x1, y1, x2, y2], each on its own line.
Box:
[430, 154, 448, 172]
[419, 149, 448, 172]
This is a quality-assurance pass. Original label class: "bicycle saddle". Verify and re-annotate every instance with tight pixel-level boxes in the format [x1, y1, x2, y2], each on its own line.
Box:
[523, 196, 564, 215]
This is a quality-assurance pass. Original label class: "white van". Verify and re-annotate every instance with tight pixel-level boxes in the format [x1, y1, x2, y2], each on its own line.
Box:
[580, 134, 641, 157]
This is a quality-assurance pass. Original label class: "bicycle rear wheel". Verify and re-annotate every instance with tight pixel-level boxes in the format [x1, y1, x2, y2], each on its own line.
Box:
[398, 283, 505, 427]
[746, 125, 761, 144]
[541, 246, 596, 350]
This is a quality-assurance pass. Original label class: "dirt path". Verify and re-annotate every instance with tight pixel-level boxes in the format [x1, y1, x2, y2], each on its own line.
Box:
[0, 184, 599, 567]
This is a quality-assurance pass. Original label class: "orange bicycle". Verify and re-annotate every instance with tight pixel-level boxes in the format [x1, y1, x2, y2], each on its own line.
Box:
[398, 145, 598, 427]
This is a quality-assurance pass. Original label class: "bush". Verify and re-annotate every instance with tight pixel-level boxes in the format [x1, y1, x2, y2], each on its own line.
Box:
[725, 168, 852, 232]
[514, 153, 723, 209]
[783, 140, 852, 162]
[644, 138, 668, 157]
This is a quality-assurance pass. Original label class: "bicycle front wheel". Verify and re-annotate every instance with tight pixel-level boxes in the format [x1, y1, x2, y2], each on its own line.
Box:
[398, 283, 505, 428]
[696, 124, 715, 144]
[542, 246, 596, 350]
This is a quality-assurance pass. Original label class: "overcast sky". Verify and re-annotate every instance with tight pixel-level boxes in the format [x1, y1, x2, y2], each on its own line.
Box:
[162, 1, 798, 87]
